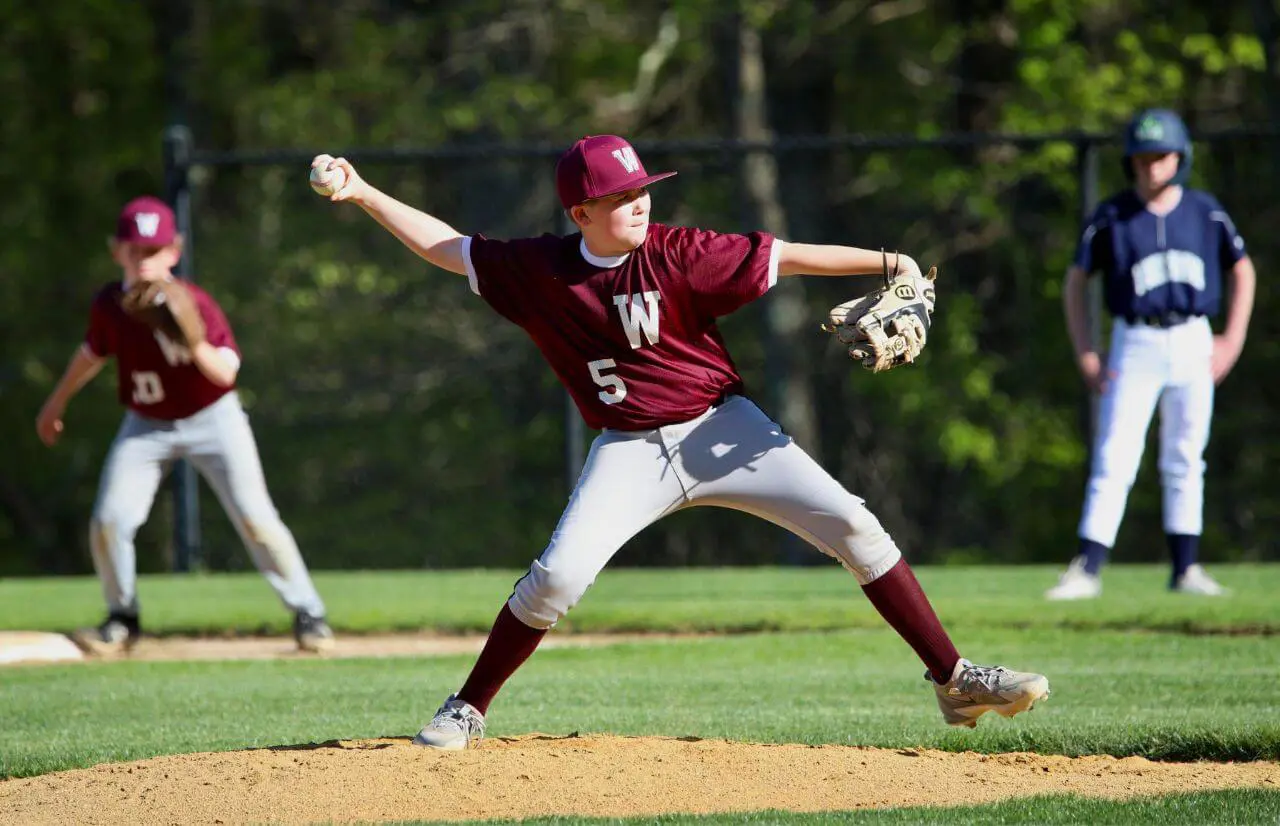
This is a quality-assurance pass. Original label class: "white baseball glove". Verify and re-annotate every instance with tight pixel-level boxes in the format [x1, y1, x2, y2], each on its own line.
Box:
[822, 250, 938, 373]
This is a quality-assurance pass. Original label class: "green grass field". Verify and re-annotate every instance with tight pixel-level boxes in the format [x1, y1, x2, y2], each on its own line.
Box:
[4, 563, 1279, 636]
[3, 564, 1279, 824]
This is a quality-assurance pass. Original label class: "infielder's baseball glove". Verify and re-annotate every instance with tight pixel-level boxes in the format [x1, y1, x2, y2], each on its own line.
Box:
[121, 279, 206, 347]
[822, 250, 938, 373]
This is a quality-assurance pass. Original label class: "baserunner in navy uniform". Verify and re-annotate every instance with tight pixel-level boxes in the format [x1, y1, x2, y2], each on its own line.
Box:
[1048, 109, 1257, 600]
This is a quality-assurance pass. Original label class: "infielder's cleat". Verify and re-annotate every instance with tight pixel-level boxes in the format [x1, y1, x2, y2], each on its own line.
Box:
[413, 694, 486, 750]
[1044, 556, 1102, 601]
[931, 659, 1050, 728]
[70, 613, 140, 657]
[293, 611, 336, 653]
[1171, 564, 1228, 596]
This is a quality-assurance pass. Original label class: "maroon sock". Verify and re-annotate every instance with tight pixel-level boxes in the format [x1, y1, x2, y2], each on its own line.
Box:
[456, 603, 547, 714]
[860, 559, 961, 684]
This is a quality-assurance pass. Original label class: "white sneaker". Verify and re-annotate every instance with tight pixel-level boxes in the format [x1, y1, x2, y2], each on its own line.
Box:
[1172, 564, 1228, 596]
[931, 659, 1051, 728]
[1044, 556, 1102, 601]
[412, 694, 486, 750]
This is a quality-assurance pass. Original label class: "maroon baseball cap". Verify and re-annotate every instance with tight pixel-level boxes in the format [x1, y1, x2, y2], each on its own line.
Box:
[555, 135, 676, 209]
[115, 196, 177, 245]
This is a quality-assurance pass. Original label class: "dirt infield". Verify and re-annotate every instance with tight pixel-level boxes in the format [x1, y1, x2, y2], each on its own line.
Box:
[3, 734, 1277, 824]
[0, 630, 702, 666]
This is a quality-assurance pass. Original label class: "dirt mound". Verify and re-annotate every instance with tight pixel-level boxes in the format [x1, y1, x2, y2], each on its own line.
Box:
[3, 734, 1276, 824]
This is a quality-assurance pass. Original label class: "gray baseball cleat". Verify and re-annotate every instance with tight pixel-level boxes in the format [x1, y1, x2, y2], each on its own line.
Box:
[931, 658, 1050, 728]
[293, 611, 336, 654]
[412, 694, 486, 750]
[70, 613, 140, 657]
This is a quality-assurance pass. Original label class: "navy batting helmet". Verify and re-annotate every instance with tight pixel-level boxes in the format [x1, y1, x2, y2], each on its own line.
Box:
[1122, 108, 1193, 185]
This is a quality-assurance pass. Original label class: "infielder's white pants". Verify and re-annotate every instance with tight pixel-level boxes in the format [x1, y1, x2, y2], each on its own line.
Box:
[509, 396, 903, 629]
[1078, 317, 1215, 547]
[89, 392, 326, 617]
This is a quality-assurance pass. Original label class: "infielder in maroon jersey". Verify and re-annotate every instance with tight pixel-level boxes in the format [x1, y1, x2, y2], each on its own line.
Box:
[36, 196, 334, 655]
[313, 136, 1049, 748]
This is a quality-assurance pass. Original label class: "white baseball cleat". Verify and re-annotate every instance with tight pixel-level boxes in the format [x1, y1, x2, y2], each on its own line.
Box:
[412, 694, 486, 750]
[1044, 556, 1102, 601]
[1171, 564, 1228, 596]
[931, 659, 1050, 728]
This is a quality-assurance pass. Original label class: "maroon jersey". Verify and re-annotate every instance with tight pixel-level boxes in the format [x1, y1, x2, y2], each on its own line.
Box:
[84, 281, 239, 420]
[464, 222, 778, 430]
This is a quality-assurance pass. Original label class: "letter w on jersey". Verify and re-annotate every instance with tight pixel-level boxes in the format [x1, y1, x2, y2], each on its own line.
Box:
[154, 330, 193, 366]
[613, 291, 661, 349]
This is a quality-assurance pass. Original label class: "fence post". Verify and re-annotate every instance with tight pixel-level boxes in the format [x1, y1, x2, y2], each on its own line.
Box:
[1076, 139, 1103, 453]
[163, 125, 202, 573]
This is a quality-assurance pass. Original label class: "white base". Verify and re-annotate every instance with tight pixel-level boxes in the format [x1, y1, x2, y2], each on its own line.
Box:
[0, 631, 86, 665]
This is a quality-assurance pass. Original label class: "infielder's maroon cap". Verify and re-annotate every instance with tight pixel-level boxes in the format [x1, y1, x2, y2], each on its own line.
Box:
[115, 196, 177, 245]
[555, 135, 677, 209]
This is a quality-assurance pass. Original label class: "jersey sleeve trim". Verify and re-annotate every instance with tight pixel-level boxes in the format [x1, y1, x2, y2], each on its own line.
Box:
[217, 347, 242, 374]
[462, 235, 480, 296]
[1080, 218, 1108, 247]
[79, 342, 106, 362]
[766, 237, 781, 290]
[1209, 210, 1237, 234]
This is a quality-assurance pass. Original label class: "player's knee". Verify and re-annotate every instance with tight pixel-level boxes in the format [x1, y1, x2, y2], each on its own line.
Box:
[508, 558, 596, 629]
[89, 510, 141, 544]
[837, 506, 903, 585]
[843, 531, 902, 584]
[237, 511, 286, 546]
[1159, 453, 1203, 483]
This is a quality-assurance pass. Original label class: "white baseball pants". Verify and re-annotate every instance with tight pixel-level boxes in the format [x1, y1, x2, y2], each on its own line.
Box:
[89, 392, 326, 617]
[1078, 317, 1215, 547]
[509, 395, 903, 629]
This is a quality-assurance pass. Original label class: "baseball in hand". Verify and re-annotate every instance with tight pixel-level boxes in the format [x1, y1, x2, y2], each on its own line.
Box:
[309, 162, 346, 197]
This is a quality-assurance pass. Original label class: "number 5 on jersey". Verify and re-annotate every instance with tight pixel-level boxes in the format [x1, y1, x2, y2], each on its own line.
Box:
[588, 359, 625, 404]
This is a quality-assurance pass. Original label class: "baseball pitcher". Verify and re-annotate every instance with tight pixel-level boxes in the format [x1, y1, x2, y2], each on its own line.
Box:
[35, 197, 334, 654]
[1048, 109, 1256, 600]
[313, 135, 1050, 749]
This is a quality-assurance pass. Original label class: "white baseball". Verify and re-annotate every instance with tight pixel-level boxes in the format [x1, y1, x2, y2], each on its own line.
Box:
[309, 163, 346, 197]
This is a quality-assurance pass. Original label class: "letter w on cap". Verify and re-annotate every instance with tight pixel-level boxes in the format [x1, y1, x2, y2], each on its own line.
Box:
[135, 213, 162, 238]
[612, 147, 641, 175]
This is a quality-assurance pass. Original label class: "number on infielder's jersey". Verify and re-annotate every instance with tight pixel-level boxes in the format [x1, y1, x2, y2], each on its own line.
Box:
[131, 371, 165, 404]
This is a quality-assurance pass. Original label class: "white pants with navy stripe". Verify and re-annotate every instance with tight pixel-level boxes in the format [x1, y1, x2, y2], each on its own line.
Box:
[89, 392, 326, 618]
[1078, 317, 1215, 547]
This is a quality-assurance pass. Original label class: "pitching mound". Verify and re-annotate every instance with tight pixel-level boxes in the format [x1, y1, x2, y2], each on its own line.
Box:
[3, 735, 1277, 824]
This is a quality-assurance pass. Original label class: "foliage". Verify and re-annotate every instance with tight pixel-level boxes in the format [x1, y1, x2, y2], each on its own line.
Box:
[2, 1, 1276, 572]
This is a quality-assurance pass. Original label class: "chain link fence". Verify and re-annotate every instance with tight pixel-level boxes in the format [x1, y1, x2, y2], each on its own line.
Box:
[165, 129, 1279, 571]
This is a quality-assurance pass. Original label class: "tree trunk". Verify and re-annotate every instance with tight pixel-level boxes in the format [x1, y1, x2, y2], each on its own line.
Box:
[735, 13, 821, 457]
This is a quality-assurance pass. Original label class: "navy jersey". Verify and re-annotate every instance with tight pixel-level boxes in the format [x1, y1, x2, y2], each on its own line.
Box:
[1074, 189, 1246, 318]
